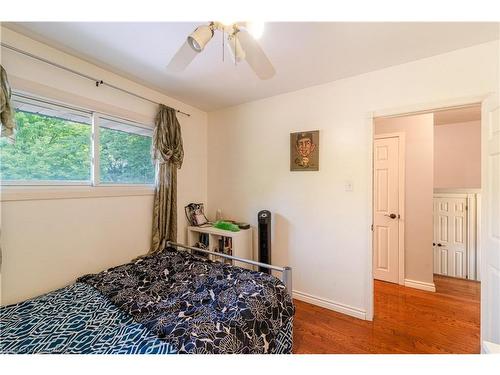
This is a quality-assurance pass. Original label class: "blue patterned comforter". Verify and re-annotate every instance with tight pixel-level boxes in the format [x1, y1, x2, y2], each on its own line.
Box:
[1, 249, 294, 354]
[0, 283, 176, 354]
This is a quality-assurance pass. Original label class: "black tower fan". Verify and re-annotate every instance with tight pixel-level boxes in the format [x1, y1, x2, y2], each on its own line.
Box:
[258, 210, 271, 273]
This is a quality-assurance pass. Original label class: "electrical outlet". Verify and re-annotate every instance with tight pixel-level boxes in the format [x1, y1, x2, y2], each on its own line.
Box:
[345, 181, 353, 192]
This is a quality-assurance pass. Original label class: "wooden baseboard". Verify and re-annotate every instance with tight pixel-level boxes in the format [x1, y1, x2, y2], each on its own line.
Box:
[404, 278, 436, 292]
[292, 290, 367, 320]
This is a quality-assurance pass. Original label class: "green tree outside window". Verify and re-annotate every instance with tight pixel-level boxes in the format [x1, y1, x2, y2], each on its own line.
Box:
[0, 110, 154, 184]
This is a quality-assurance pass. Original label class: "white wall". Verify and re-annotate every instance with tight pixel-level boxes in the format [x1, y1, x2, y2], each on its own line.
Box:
[207, 40, 499, 319]
[0, 27, 208, 305]
[434, 121, 481, 189]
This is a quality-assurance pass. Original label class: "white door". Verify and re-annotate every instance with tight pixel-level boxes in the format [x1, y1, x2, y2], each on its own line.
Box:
[373, 136, 400, 284]
[433, 196, 467, 278]
[481, 94, 500, 349]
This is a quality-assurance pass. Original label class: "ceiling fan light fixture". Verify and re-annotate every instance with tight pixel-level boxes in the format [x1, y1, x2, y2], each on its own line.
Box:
[187, 25, 214, 52]
[167, 21, 275, 80]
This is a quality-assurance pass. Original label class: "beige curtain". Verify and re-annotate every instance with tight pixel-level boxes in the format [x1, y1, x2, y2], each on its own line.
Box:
[0, 64, 15, 142]
[150, 104, 184, 253]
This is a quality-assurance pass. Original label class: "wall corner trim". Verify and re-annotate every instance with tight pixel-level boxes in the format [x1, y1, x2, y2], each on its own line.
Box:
[292, 290, 367, 320]
[404, 278, 436, 292]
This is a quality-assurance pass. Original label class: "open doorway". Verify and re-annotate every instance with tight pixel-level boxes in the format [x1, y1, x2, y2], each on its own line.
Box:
[372, 105, 481, 288]
[370, 104, 482, 352]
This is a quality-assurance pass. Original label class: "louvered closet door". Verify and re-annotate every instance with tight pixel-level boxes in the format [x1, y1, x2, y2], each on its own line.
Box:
[433, 197, 467, 279]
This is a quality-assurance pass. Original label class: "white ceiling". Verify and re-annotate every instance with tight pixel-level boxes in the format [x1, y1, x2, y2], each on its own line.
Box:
[5, 22, 500, 111]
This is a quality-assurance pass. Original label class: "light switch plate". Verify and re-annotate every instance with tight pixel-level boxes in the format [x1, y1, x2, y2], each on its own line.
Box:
[345, 181, 353, 192]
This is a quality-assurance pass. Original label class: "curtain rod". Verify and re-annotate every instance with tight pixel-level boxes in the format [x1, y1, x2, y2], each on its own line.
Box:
[0, 42, 191, 117]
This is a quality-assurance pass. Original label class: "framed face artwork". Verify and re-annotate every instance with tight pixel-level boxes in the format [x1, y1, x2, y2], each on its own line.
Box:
[290, 130, 319, 171]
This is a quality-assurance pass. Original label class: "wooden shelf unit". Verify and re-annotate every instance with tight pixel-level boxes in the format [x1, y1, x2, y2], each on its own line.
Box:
[187, 225, 253, 270]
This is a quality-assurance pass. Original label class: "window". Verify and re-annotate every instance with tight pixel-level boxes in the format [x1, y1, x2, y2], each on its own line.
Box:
[0, 93, 154, 186]
[99, 117, 154, 184]
[0, 96, 92, 183]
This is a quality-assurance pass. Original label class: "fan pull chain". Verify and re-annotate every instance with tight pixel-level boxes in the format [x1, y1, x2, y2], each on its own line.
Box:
[222, 30, 225, 62]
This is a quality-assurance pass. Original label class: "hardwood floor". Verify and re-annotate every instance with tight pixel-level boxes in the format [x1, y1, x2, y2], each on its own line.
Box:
[292, 275, 480, 354]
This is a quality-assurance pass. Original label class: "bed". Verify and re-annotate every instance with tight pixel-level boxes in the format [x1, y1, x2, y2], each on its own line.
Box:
[0, 246, 295, 354]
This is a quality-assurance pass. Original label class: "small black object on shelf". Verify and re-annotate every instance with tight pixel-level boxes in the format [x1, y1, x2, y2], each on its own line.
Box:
[236, 222, 250, 230]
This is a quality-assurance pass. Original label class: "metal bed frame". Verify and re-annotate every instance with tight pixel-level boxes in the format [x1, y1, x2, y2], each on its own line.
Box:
[166, 241, 293, 293]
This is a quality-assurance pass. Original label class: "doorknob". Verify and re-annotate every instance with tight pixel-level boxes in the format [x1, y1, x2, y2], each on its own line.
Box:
[384, 213, 397, 219]
[437, 243, 442, 247]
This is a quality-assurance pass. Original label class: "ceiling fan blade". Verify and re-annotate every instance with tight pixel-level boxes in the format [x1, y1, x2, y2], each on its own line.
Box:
[166, 40, 198, 72]
[236, 30, 275, 80]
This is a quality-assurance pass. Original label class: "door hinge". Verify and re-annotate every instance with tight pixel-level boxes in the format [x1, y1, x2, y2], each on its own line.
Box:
[371, 224, 373, 231]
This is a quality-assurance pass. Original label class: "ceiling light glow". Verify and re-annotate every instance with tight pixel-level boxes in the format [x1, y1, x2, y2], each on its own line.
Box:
[247, 22, 264, 39]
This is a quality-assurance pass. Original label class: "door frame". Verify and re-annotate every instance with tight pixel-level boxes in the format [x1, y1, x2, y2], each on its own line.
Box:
[365, 94, 489, 322]
[373, 133, 406, 286]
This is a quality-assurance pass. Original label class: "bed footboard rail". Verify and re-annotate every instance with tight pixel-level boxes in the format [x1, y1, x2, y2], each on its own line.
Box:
[166, 241, 293, 294]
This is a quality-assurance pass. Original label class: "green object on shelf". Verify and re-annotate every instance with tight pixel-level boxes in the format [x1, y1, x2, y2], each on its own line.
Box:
[213, 220, 240, 232]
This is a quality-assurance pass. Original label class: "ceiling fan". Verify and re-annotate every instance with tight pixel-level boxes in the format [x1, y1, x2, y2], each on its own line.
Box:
[167, 22, 275, 80]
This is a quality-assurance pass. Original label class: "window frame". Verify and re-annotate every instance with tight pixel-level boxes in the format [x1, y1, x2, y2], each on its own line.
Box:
[1, 91, 155, 189]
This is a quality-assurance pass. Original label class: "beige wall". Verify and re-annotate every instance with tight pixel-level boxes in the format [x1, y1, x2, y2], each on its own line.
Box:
[207, 40, 499, 318]
[0, 27, 208, 305]
[434, 121, 481, 189]
[375, 114, 434, 285]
